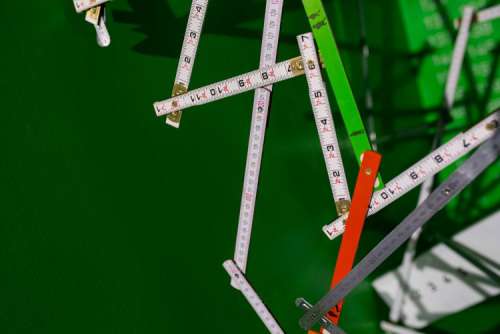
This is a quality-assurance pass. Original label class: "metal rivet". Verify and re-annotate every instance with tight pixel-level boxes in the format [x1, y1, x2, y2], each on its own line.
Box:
[486, 120, 498, 130]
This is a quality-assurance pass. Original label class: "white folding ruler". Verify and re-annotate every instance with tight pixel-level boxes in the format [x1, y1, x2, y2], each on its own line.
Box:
[298, 129, 500, 330]
[456, 4, 500, 26]
[223, 260, 284, 334]
[298, 32, 351, 215]
[232, 0, 283, 288]
[445, 6, 474, 110]
[73, 0, 110, 13]
[167, 0, 208, 128]
[323, 110, 499, 240]
[91, 6, 111, 48]
[75, 2, 111, 47]
[389, 8, 474, 322]
[153, 56, 307, 116]
[476, 4, 500, 23]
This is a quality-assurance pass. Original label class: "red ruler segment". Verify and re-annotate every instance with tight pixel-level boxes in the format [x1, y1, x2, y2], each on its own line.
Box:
[324, 151, 382, 328]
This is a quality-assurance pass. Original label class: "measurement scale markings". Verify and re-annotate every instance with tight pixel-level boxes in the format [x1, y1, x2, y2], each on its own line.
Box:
[223, 260, 284, 334]
[298, 32, 351, 215]
[167, 0, 208, 127]
[233, 0, 283, 288]
[323, 111, 499, 239]
[154, 57, 305, 116]
[299, 130, 500, 330]
[302, 0, 382, 189]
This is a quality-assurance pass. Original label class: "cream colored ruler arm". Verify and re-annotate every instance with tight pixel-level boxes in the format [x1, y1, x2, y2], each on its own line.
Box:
[298, 32, 351, 215]
[167, 0, 209, 128]
[223, 260, 285, 334]
[153, 56, 306, 116]
[232, 0, 283, 288]
[445, 6, 474, 110]
[73, 0, 110, 13]
[323, 111, 499, 239]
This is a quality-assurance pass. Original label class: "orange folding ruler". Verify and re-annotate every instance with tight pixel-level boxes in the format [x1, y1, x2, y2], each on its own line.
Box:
[311, 151, 382, 334]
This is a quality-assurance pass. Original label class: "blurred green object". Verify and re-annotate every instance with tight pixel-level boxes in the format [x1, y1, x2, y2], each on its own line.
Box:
[0, 1, 498, 334]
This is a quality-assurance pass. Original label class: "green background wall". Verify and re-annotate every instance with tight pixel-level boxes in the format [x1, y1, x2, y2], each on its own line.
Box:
[1, 1, 498, 333]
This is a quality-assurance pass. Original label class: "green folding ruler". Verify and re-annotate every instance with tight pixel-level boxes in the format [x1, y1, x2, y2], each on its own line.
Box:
[303, 0, 383, 189]
[398, 0, 500, 222]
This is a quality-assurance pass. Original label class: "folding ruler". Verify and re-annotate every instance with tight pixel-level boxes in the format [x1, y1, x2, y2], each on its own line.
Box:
[73, 0, 110, 13]
[232, 0, 283, 288]
[475, 4, 500, 23]
[166, 0, 208, 128]
[302, 0, 383, 189]
[298, 129, 500, 330]
[323, 151, 381, 327]
[389, 7, 475, 323]
[456, 4, 500, 26]
[74, 1, 111, 47]
[298, 32, 351, 215]
[153, 56, 307, 116]
[323, 110, 499, 240]
[223, 260, 285, 334]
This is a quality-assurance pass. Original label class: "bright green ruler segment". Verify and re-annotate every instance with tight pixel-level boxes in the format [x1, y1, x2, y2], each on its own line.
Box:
[302, 0, 384, 189]
[398, 0, 500, 222]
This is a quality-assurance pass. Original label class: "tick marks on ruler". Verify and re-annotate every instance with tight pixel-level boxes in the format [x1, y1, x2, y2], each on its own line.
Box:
[308, 10, 321, 20]
[313, 20, 327, 30]
[350, 130, 365, 137]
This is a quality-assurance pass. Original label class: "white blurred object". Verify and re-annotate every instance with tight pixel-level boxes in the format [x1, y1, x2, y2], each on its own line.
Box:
[373, 210, 500, 329]
[73, 0, 110, 13]
[94, 6, 111, 48]
[380, 321, 426, 334]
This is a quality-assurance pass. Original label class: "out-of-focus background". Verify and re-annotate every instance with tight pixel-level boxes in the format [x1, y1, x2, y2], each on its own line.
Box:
[1, 0, 499, 333]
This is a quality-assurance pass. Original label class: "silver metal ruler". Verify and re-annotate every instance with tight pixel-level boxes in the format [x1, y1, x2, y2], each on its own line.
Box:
[154, 56, 307, 116]
[323, 111, 499, 240]
[223, 260, 285, 334]
[374, 210, 500, 329]
[298, 32, 351, 215]
[166, 0, 209, 128]
[73, 0, 110, 13]
[232, 0, 283, 288]
[296, 298, 343, 334]
[298, 129, 500, 330]
[445, 6, 474, 110]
